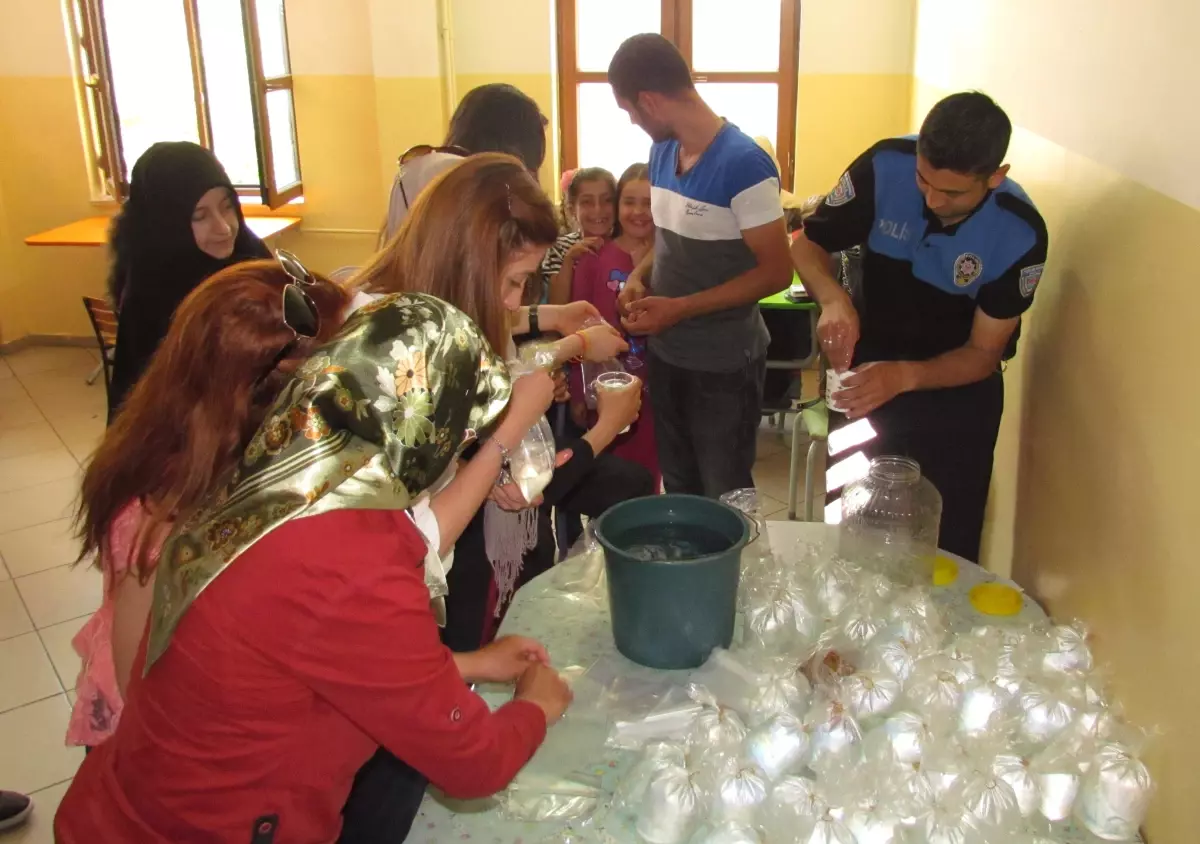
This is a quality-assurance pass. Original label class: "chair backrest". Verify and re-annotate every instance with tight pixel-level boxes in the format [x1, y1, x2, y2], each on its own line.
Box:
[82, 296, 118, 404]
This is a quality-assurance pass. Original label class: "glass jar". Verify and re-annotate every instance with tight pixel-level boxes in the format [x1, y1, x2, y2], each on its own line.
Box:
[839, 456, 942, 585]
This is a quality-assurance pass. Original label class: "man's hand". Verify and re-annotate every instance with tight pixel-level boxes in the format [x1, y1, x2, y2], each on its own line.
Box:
[834, 361, 914, 418]
[462, 636, 551, 684]
[622, 296, 685, 336]
[817, 294, 860, 373]
[617, 274, 647, 316]
[543, 301, 603, 336]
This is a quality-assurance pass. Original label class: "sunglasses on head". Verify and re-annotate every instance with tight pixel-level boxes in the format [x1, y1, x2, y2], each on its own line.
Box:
[277, 249, 320, 339]
[256, 250, 320, 386]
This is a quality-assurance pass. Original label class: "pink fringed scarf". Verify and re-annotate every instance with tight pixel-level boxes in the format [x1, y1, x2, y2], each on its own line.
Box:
[483, 500, 539, 616]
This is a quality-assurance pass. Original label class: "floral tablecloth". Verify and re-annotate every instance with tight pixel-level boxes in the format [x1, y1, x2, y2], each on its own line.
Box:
[411, 522, 1112, 844]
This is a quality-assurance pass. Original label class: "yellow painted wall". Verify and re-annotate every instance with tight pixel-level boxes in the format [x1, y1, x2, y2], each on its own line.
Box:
[913, 1, 1200, 838]
[792, 0, 915, 197]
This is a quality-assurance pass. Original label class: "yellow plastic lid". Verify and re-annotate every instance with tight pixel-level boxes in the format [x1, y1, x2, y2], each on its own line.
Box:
[933, 555, 959, 586]
[969, 582, 1024, 616]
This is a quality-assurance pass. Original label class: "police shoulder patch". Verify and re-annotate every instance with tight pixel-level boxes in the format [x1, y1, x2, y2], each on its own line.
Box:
[825, 171, 855, 207]
[953, 253, 984, 288]
[1019, 263, 1045, 298]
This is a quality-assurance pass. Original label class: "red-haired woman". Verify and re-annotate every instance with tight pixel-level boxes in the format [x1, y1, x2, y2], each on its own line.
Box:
[67, 256, 350, 749]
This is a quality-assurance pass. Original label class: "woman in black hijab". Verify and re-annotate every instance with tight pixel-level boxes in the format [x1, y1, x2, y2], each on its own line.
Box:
[107, 142, 271, 421]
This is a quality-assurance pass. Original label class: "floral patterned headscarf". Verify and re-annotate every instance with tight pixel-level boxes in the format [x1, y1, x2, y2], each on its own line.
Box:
[144, 292, 511, 671]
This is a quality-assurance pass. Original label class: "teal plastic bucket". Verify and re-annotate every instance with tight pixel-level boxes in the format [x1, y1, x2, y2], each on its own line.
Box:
[593, 494, 750, 670]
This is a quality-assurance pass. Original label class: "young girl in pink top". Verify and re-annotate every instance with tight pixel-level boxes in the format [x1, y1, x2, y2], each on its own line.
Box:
[570, 163, 659, 487]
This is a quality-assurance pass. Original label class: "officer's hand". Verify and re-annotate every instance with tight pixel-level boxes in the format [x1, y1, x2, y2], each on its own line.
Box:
[836, 361, 914, 418]
[817, 294, 860, 373]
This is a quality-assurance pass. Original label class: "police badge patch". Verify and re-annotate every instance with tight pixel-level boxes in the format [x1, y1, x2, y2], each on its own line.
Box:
[826, 171, 855, 207]
[1019, 263, 1044, 298]
[953, 253, 983, 287]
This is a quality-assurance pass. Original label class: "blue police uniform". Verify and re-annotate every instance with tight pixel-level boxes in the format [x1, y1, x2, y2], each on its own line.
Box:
[805, 137, 1048, 561]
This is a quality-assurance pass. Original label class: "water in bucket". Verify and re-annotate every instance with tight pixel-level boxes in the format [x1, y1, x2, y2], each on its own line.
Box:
[609, 523, 733, 563]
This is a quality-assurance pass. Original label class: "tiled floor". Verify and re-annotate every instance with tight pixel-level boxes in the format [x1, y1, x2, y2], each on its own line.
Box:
[0, 346, 105, 842]
[0, 344, 818, 838]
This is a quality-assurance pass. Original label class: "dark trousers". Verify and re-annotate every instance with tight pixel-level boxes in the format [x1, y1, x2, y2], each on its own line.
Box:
[826, 372, 1004, 563]
[338, 748, 428, 843]
[647, 352, 765, 499]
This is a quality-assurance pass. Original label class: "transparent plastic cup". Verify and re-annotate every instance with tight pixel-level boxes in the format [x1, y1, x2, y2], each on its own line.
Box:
[594, 370, 638, 434]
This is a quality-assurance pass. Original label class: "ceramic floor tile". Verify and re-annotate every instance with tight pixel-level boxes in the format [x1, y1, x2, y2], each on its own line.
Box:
[6, 779, 72, 844]
[0, 420, 64, 462]
[752, 457, 795, 504]
[0, 393, 45, 432]
[23, 386, 107, 421]
[14, 564, 101, 629]
[47, 410, 107, 464]
[0, 449, 80, 495]
[38, 619, 82, 691]
[0, 477, 80, 535]
[4, 346, 99, 378]
[0, 695, 83, 793]
[0, 632, 63, 712]
[0, 357, 12, 380]
[0, 519, 84, 579]
[66, 689, 76, 707]
[0, 581, 34, 640]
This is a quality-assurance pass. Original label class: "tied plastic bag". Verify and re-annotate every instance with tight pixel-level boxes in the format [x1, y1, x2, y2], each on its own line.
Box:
[863, 711, 936, 766]
[905, 655, 974, 725]
[709, 764, 769, 825]
[743, 582, 822, 658]
[1041, 621, 1094, 675]
[1030, 734, 1087, 822]
[744, 712, 811, 782]
[637, 765, 704, 844]
[1076, 742, 1154, 841]
[922, 736, 978, 796]
[864, 623, 940, 685]
[888, 588, 943, 634]
[953, 769, 1023, 830]
[808, 556, 860, 617]
[958, 679, 1017, 741]
[613, 742, 689, 816]
[900, 799, 989, 844]
[1018, 675, 1084, 747]
[687, 687, 750, 753]
[688, 649, 767, 717]
[689, 822, 762, 844]
[807, 811, 857, 844]
[500, 778, 603, 823]
[836, 595, 889, 659]
[839, 670, 902, 723]
[806, 697, 864, 776]
[991, 752, 1041, 818]
[748, 671, 812, 725]
[761, 776, 826, 844]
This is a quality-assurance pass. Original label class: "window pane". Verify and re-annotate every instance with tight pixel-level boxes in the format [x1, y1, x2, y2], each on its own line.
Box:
[577, 83, 653, 180]
[576, 0, 660, 72]
[197, 0, 259, 186]
[696, 83, 778, 152]
[693, 0, 781, 72]
[255, 0, 289, 78]
[101, 0, 198, 177]
[266, 88, 300, 189]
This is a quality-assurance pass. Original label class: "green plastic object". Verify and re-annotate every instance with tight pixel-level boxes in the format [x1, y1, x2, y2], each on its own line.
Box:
[593, 494, 750, 670]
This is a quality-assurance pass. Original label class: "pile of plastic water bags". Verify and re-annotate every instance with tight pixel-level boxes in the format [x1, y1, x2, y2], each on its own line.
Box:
[607, 539, 1154, 844]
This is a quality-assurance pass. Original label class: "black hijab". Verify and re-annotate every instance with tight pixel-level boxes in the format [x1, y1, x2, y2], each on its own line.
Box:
[107, 142, 271, 421]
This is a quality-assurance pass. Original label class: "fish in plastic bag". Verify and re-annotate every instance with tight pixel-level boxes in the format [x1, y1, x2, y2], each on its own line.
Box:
[806, 697, 863, 776]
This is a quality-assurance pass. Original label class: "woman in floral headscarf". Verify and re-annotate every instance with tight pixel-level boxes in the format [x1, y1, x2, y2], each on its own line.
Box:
[55, 295, 572, 843]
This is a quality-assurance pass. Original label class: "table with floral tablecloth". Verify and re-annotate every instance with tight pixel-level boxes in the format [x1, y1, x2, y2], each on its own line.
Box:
[410, 521, 1116, 844]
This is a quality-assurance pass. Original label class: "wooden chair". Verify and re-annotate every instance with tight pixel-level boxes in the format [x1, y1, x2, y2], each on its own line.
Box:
[82, 296, 118, 401]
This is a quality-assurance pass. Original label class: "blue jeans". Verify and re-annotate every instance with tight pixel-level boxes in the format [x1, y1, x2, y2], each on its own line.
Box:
[647, 352, 765, 499]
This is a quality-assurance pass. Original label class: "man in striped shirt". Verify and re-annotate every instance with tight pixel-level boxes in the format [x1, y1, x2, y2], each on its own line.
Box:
[609, 34, 793, 498]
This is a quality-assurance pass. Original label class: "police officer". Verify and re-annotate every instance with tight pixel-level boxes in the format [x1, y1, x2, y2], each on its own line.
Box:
[791, 92, 1048, 562]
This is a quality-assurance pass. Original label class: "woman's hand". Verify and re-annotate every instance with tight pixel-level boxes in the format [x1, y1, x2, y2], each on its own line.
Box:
[459, 636, 551, 684]
[542, 301, 602, 336]
[564, 236, 603, 264]
[515, 663, 573, 725]
[577, 323, 628, 361]
[488, 449, 573, 511]
[595, 375, 642, 432]
[552, 369, 570, 404]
